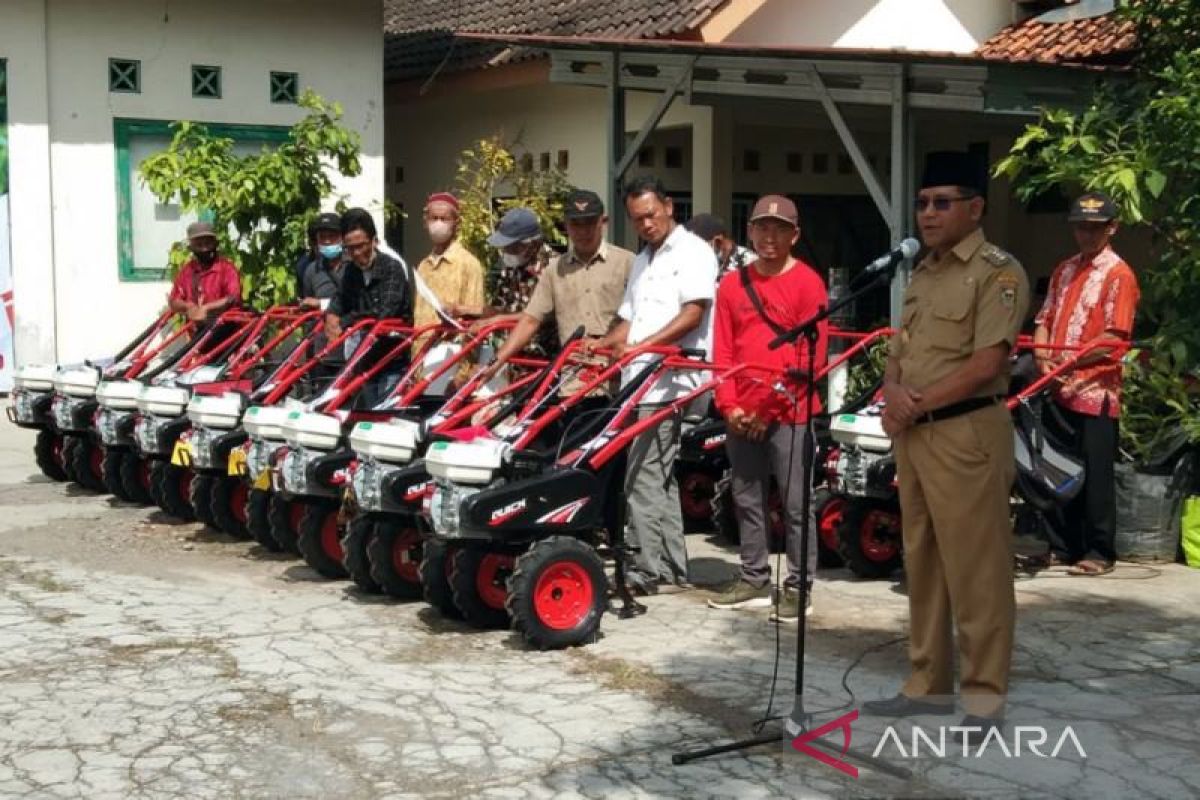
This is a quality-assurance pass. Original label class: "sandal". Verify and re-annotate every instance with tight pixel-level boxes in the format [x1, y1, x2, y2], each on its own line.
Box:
[1017, 554, 1075, 573]
[1067, 559, 1114, 576]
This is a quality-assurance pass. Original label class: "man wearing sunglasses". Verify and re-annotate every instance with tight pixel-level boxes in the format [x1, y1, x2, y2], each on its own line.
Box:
[864, 152, 1030, 745]
[325, 208, 413, 338]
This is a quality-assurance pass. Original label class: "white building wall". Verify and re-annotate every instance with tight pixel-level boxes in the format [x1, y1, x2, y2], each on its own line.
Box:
[0, 0, 56, 365]
[2, 0, 384, 363]
[387, 80, 715, 261]
[721, 0, 1016, 53]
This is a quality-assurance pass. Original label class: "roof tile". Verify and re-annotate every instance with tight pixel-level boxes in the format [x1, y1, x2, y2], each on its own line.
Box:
[385, 0, 726, 82]
[976, 11, 1136, 66]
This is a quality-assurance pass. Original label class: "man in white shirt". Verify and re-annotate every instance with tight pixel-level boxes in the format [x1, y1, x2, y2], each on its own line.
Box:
[591, 176, 718, 593]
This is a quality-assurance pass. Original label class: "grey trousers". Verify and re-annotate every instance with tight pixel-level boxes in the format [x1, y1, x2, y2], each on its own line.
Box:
[624, 408, 688, 584]
[725, 424, 817, 588]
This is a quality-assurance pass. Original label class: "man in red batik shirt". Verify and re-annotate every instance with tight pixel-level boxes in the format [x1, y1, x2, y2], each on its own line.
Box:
[1033, 192, 1139, 576]
[707, 194, 828, 622]
[168, 221, 242, 322]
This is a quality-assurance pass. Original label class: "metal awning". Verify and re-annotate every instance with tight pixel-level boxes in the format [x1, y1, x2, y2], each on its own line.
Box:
[457, 32, 1110, 321]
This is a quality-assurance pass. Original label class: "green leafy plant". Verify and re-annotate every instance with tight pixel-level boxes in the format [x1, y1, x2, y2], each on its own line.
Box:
[448, 137, 571, 298]
[138, 90, 367, 310]
[994, 0, 1200, 461]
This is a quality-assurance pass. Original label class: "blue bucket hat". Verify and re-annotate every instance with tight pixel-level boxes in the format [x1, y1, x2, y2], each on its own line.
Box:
[486, 207, 542, 247]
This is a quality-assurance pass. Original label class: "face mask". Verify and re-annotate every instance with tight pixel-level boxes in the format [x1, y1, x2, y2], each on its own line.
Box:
[501, 252, 528, 269]
[427, 221, 454, 244]
[319, 243, 343, 260]
[195, 250, 217, 266]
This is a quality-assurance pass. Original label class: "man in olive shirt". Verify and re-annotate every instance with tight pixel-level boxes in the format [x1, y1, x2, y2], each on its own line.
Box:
[864, 152, 1030, 744]
[483, 190, 634, 388]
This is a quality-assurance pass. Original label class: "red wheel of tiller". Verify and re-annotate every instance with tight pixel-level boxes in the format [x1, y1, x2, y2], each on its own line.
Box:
[391, 528, 422, 584]
[861, 509, 901, 562]
[288, 502, 305, 534]
[679, 472, 716, 520]
[476, 553, 515, 610]
[533, 561, 595, 631]
[818, 496, 846, 554]
[231, 482, 249, 525]
[320, 512, 343, 562]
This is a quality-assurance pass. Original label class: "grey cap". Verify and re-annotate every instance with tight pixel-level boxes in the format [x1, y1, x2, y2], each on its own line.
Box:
[486, 207, 541, 247]
[186, 221, 218, 242]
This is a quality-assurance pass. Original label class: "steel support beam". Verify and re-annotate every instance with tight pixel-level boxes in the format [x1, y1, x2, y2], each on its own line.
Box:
[889, 64, 915, 325]
[808, 64, 893, 224]
[614, 57, 696, 179]
[606, 51, 627, 244]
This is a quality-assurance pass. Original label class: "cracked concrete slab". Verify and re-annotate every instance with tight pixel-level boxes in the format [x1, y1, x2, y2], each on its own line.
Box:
[0, 424, 1198, 798]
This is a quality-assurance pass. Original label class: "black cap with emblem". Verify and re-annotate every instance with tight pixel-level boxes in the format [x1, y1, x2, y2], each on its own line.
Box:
[564, 189, 605, 220]
[1067, 192, 1118, 223]
[921, 151, 988, 196]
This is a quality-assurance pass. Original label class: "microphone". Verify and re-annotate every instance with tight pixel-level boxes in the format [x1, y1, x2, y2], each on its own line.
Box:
[855, 238, 921, 285]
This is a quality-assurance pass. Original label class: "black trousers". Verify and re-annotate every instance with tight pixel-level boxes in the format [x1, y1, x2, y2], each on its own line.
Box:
[1046, 402, 1118, 563]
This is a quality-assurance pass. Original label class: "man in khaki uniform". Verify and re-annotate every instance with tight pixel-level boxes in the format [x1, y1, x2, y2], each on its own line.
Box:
[481, 190, 634, 394]
[864, 152, 1030, 743]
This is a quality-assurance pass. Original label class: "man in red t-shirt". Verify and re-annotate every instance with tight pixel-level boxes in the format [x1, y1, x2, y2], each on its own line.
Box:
[706, 194, 828, 622]
[1033, 192, 1139, 575]
[168, 221, 242, 321]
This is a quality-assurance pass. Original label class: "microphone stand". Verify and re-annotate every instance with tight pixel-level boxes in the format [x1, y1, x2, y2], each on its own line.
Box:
[671, 260, 911, 780]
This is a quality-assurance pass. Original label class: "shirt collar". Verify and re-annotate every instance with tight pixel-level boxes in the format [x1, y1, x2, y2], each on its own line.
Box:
[568, 241, 609, 266]
[645, 224, 685, 259]
[949, 228, 986, 264]
[1077, 245, 1116, 270]
[429, 239, 465, 267]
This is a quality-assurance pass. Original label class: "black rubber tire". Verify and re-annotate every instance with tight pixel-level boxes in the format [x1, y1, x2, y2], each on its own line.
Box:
[419, 539, 462, 619]
[297, 502, 348, 579]
[151, 460, 195, 521]
[710, 472, 786, 554]
[245, 488, 282, 552]
[342, 515, 382, 594]
[506, 537, 607, 650]
[60, 436, 80, 484]
[34, 429, 68, 482]
[209, 477, 251, 539]
[101, 448, 134, 501]
[189, 474, 219, 530]
[119, 452, 155, 506]
[66, 436, 106, 492]
[366, 516, 424, 600]
[450, 547, 515, 629]
[711, 472, 739, 545]
[813, 488, 846, 569]
[678, 468, 719, 533]
[835, 499, 904, 580]
[268, 493, 304, 555]
[66, 434, 106, 491]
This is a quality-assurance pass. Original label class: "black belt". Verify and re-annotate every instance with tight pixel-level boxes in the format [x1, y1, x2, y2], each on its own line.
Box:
[913, 395, 1003, 426]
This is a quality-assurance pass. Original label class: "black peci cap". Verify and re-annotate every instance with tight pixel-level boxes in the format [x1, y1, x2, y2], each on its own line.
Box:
[1068, 192, 1118, 223]
[564, 189, 605, 220]
[921, 151, 988, 196]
